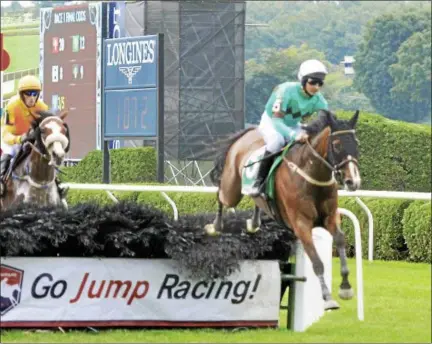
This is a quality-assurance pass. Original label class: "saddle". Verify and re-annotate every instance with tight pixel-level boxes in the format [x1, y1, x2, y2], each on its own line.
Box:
[241, 143, 294, 226]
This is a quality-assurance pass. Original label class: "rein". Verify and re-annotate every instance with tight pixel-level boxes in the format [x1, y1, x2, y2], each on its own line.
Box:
[285, 129, 358, 187]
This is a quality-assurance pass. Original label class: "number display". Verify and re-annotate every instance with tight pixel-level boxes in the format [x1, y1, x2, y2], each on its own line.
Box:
[104, 89, 157, 137]
[117, 96, 148, 130]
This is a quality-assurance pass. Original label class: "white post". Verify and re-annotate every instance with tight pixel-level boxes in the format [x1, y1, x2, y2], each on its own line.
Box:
[293, 227, 333, 332]
[338, 207, 364, 321]
[355, 197, 374, 261]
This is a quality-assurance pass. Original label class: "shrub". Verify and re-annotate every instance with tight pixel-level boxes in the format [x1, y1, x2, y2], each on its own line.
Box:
[402, 201, 431, 263]
[61, 147, 156, 184]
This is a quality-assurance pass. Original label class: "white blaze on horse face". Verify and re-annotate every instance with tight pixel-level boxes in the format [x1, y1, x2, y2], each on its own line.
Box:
[347, 155, 361, 190]
[43, 120, 68, 164]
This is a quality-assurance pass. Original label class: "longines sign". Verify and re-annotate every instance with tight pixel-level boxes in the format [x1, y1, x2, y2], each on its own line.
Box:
[103, 35, 158, 89]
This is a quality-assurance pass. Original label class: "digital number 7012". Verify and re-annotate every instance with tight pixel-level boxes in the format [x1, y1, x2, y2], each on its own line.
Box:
[117, 95, 148, 130]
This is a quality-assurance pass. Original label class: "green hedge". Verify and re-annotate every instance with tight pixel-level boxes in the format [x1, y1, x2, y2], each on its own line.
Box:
[335, 111, 431, 192]
[338, 198, 412, 260]
[66, 189, 255, 219]
[402, 201, 431, 263]
[61, 147, 156, 184]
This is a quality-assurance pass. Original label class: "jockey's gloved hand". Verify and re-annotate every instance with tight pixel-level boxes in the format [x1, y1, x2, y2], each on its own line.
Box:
[20, 131, 35, 144]
[295, 131, 309, 143]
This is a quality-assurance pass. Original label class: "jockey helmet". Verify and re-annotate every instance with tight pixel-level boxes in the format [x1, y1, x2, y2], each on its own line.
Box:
[297, 59, 328, 83]
[18, 75, 42, 92]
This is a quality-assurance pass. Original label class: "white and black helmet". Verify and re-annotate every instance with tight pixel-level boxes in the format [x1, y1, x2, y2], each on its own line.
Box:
[297, 59, 328, 84]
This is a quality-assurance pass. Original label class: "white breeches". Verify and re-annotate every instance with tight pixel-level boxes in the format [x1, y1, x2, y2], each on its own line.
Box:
[258, 112, 287, 153]
[1, 142, 20, 156]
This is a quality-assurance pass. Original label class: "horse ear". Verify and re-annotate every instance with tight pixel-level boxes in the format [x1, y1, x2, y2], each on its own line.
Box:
[349, 110, 360, 128]
[325, 110, 337, 128]
[30, 110, 42, 121]
[59, 109, 69, 120]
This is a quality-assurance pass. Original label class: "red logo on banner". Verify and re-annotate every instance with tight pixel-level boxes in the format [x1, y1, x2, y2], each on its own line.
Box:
[0, 264, 24, 316]
[0, 33, 11, 71]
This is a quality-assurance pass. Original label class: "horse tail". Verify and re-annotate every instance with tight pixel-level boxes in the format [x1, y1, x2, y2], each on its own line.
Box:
[209, 127, 256, 187]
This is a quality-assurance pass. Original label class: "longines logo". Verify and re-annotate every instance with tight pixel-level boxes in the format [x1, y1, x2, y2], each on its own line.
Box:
[106, 38, 156, 84]
[119, 66, 142, 84]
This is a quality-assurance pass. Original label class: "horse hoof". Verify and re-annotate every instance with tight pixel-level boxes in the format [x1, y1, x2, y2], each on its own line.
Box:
[204, 224, 220, 236]
[324, 299, 340, 311]
[61, 199, 69, 210]
[339, 287, 354, 300]
[246, 219, 260, 233]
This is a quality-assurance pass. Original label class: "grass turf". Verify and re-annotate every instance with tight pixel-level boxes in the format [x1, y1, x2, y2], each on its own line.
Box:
[1, 258, 430, 343]
[2, 34, 39, 73]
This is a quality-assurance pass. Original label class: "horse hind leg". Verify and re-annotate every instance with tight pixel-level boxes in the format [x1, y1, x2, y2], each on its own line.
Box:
[246, 206, 261, 233]
[205, 194, 224, 236]
[296, 217, 340, 310]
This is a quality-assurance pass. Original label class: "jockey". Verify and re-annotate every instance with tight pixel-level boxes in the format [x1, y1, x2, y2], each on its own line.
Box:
[249, 59, 329, 196]
[0, 75, 68, 200]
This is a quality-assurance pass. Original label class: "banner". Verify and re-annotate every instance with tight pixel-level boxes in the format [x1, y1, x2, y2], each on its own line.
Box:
[0, 258, 280, 328]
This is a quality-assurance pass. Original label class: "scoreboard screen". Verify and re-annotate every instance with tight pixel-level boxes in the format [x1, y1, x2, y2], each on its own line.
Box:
[40, 3, 102, 159]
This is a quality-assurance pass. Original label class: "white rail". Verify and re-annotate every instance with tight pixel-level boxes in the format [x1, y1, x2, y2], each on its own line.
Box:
[64, 183, 431, 200]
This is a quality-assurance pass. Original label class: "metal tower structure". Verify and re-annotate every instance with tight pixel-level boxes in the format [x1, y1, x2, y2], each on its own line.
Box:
[124, 1, 246, 185]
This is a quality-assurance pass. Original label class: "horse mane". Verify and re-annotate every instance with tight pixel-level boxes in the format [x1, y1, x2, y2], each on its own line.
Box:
[209, 127, 256, 186]
[303, 109, 335, 135]
[31, 110, 57, 128]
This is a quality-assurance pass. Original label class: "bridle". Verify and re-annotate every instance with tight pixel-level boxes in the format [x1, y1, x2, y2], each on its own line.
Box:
[285, 129, 359, 187]
[9, 117, 69, 189]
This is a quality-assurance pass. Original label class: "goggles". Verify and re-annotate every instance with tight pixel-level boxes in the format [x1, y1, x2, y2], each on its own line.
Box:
[23, 90, 40, 97]
[307, 78, 324, 87]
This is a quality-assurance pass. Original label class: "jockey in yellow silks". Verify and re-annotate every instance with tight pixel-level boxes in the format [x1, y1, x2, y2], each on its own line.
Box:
[0, 75, 68, 200]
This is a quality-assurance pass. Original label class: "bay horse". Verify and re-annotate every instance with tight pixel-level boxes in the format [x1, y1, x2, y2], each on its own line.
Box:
[206, 110, 361, 310]
[0, 110, 70, 211]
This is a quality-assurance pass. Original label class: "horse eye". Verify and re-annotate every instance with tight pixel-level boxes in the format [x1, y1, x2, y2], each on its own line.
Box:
[332, 140, 342, 153]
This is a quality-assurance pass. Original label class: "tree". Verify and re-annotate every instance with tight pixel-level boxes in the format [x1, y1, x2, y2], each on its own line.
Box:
[389, 29, 431, 123]
[245, 1, 431, 64]
[353, 9, 431, 122]
[245, 73, 280, 124]
[245, 44, 329, 124]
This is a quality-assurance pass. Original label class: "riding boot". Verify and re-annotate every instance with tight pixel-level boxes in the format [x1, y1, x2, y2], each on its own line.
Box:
[249, 150, 274, 197]
[55, 177, 69, 201]
[0, 154, 12, 197]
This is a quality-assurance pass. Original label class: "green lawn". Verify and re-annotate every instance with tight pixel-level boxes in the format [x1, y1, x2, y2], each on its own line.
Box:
[2, 34, 39, 73]
[1, 259, 430, 343]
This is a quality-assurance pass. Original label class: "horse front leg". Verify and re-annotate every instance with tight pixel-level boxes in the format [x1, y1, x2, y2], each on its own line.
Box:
[295, 215, 340, 310]
[204, 193, 224, 236]
[246, 206, 261, 233]
[325, 213, 354, 300]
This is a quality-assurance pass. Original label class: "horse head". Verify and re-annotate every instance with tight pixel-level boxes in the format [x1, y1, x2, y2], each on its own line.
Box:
[307, 109, 361, 191]
[30, 109, 71, 167]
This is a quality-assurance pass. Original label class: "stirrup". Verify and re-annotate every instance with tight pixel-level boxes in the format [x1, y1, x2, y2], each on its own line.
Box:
[248, 181, 265, 197]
